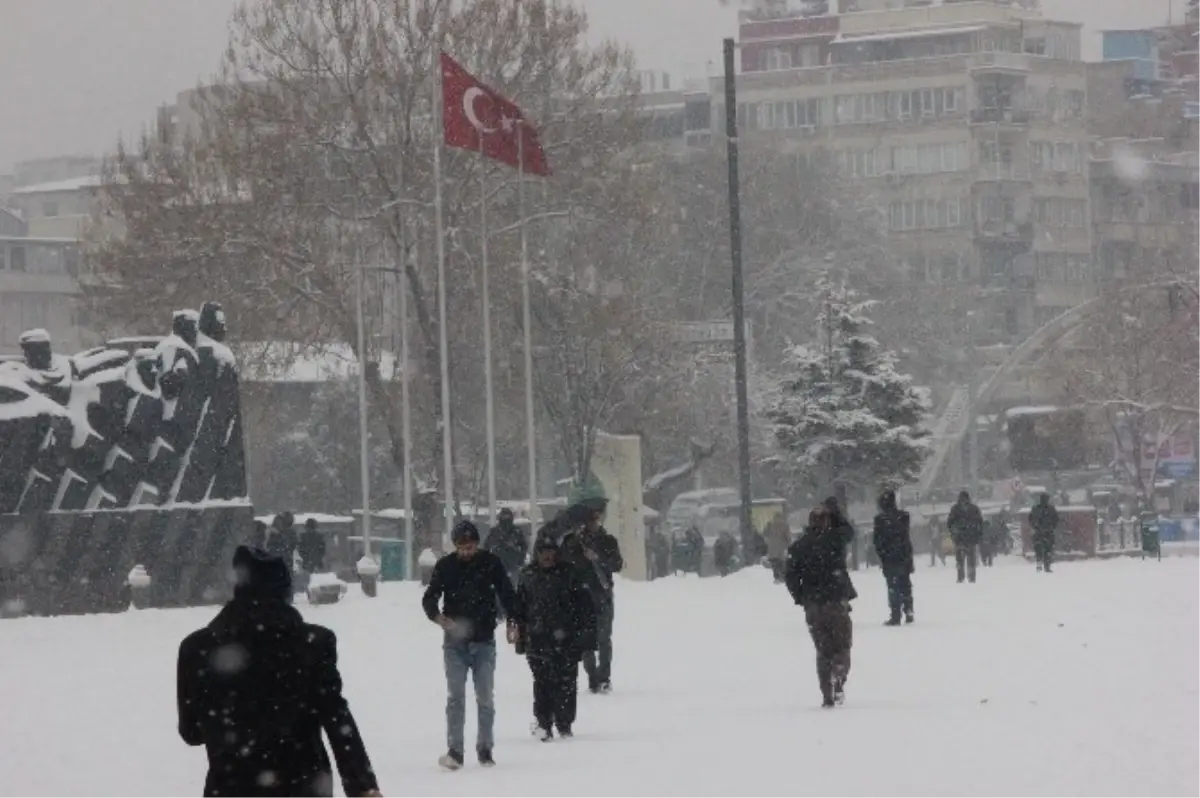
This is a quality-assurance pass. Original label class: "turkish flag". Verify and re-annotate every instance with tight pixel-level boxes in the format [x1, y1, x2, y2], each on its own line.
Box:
[441, 52, 551, 176]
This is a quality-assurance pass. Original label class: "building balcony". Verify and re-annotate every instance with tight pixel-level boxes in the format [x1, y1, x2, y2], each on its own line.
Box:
[970, 107, 1032, 126]
[974, 163, 1032, 182]
[969, 51, 1032, 74]
[975, 219, 1034, 245]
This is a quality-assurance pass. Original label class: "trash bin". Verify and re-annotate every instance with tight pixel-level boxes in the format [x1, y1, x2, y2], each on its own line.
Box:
[380, 541, 406, 582]
[1140, 513, 1161, 561]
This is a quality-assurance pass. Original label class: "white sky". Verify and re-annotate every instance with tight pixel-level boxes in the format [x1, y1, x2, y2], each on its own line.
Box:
[0, 0, 1180, 172]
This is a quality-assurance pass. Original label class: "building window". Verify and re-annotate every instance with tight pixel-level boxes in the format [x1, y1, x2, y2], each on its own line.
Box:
[797, 44, 820, 68]
[838, 148, 880, 178]
[835, 92, 887, 124]
[888, 198, 967, 231]
[9, 245, 26, 272]
[890, 87, 963, 121]
[765, 47, 792, 71]
[741, 98, 823, 131]
[1032, 141, 1082, 173]
[42, 200, 60, 218]
[889, 141, 973, 174]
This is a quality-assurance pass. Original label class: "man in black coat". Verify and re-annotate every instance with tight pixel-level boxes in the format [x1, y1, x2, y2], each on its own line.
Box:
[947, 491, 984, 584]
[872, 490, 915, 626]
[176, 546, 379, 798]
[422, 520, 522, 770]
[515, 535, 597, 741]
[786, 508, 856, 708]
[298, 518, 327, 574]
[559, 506, 623, 694]
[267, 512, 299, 570]
[484, 508, 528, 586]
[1030, 493, 1060, 572]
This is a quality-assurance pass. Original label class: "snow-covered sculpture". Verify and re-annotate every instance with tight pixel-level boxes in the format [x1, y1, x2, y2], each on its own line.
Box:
[0, 306, 249, 513]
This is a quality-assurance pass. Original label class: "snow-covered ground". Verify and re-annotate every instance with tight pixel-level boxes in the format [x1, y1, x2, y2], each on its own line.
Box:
[0, 556, 1196, 797]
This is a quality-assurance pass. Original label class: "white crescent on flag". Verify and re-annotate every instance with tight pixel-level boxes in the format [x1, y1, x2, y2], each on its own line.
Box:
[463, 87, 497, 133]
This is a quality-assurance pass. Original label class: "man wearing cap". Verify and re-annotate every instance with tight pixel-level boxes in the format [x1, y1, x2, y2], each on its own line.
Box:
[422, 520, 523, 770]
[176, 546, 380, 797]
[514, 534, 596, 741]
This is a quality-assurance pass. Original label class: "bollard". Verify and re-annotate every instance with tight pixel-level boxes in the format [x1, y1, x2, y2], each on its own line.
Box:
[357, 556, 380, 598]
[127, 565, 152, 610]
[306, 573, 348, 606]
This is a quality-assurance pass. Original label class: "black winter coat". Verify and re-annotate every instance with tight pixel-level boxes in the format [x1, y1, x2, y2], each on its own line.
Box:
[873, 509, 914, 572]
[177, 599, 377, 798]
[422, 550, 522, 643]
[786, 528, 858, 607]
[516, 561, 597, 658]
[560, 527, 623, 607]
[298, 529, 326, 574]
[947, 501, 985, 546]
[485, 522, 528, 573]
[1030, 504, 1060, 537]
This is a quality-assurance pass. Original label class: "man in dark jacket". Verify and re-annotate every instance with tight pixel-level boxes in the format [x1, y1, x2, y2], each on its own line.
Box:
[298, 518, 327, 574]
[515, 535, 597, 741]
[787, 508, 856, 708]
[714, 531, 737, 577]
[872, 490, 915, 626]
[177, 546, 379, 798]
[1030, 493, 1060, 573]
[559, 506, 623, 694]
[484, 508, 528, 585]
[267, 512, 299, 570]
[422, 520, 522, 770]
[947, 491, 984, 584]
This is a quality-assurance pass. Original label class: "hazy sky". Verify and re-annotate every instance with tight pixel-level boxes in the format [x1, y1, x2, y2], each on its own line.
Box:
[0, 0, 1180, 173]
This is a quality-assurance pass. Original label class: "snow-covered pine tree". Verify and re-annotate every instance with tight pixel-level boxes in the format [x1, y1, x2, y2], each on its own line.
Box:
[765, 276, 931, 500]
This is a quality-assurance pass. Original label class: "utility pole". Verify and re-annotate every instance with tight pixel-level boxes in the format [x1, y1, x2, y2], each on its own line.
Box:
[723, 38, 755, 560]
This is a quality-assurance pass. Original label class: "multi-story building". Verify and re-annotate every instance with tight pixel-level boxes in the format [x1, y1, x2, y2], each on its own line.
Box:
[0, 206, 86, 355]
[711, 0, 1095, 340]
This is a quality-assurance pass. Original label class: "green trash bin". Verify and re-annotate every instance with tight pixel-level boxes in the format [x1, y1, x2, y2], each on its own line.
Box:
[1139, 513, 1161, 561]
[380, 541, 406, 581]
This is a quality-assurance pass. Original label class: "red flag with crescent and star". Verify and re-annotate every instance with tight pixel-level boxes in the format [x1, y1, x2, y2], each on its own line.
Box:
[441, 52, 551, 176]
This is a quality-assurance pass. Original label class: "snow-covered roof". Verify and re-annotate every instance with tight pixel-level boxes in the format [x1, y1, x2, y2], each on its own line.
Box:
[1005, 405, 1059, 418]
[236, 341, 400, 383]
[10, 175, 105, 195]
[831, 25, 987, 45]
[255, 513, 355, 525]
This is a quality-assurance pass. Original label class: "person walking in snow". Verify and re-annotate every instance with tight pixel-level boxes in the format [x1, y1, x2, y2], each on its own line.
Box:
[1030, 493, 1060, 573]
[947, 491, 984, 583]
[714, 531, 737, 577]
[765, 512, 792, 584]
[176, 546, 380, 798]
[559, 484, 623, 694]
[514, 535, 596, 741]
[267, 512, 299, 571]
[422, 520, 523, 770]
[872, 490, 915, 626]
[484, 507, 528, 587]
[786, 507, 856, 708]
[298, 518, 327, 574]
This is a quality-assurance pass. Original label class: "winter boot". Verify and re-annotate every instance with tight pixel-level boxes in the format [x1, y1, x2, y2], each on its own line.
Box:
[884, 615, 902, 626]
[535, 725, 554, 743]
[438, 749, 464, 771]
[821, 694, 835, 708]
[905, 611, 915, 625]
[557, 724, 574, 739]
[599, 680, 613, 694]
[477, 748, 495, 767]
[833, 677, 846, 706]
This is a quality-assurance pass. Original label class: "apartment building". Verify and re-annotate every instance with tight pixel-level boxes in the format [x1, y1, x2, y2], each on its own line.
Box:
[0, 206, 85, 355]
[711, 0, 1094, 340]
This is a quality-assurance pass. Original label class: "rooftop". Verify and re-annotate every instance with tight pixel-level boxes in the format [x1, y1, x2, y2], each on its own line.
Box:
[10, 175, 105, 195]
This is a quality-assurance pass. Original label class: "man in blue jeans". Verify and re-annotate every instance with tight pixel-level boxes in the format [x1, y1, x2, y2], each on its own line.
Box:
[422, 520, 522, 770]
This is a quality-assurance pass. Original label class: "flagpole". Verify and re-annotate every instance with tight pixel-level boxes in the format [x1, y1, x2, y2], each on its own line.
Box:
[392, 230, 414, 580]
[353, 196, 374, 581]
[518, 130, 539, 528]
[433, 51, 454, 544]
[479, 136, 498, 524]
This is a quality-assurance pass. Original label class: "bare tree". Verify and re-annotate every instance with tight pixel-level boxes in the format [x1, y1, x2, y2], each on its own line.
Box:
[1057, 279, 1198, 506]
[85, 0, 659, 504]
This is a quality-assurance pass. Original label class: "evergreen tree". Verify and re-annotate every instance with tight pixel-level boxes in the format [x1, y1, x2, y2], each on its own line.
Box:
[765, 276, 931, 499]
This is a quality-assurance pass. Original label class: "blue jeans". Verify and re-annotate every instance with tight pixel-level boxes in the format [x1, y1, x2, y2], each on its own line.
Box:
[443, 638, 496, 753]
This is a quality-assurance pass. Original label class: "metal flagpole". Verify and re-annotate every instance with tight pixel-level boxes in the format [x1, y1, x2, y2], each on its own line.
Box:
[723, 38, 755, 562]
[433, 50, 454, 543]
[479, 137, 498, 523]
[353, 197, 374, 566]
[518, 129, 539, 528]
[388, 228, 414, 580]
